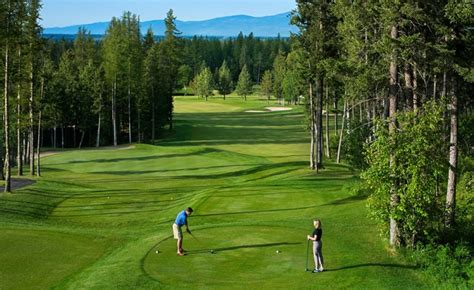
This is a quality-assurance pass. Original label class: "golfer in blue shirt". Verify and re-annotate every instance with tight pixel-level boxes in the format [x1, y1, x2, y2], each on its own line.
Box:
[173, 207, 193, 256]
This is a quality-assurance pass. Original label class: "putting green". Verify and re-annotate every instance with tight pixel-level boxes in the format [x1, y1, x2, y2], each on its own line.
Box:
[143, 226, 307, 287]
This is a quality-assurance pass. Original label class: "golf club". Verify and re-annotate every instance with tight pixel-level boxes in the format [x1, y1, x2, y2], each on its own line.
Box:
[190, 232, 214, 254]
[305, 239, 310, 272]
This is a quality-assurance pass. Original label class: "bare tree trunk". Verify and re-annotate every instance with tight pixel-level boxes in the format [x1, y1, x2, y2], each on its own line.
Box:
[61, 126, 64, 148]
[137, 107, 141, 143]
[325, 85, 330, 158]
[24, 138, 29, 165]
[128, 85, 132, 144]
[404, 63, 413, 111]
[36, 77, 44, 177]
[0, 137, 4, 181]
[389, 24, 400, 247]
[78, 130, 85, 149]
[17, 47, 23, 176]
[36, 111, 41, 176]
[337, 100, 347, 164]
[29, 46, 35, 176]
[151, 85, 156, 141]
[445, 82, 458, 228]
[412, 62, 418, 112]
[334, 95, 338, 137]
[112, 79, 117, 146]
[96, 111, 101, 147]
[316, 76, 323, 170]
[309, 82, 316, 170]
[442, 72, 447, 98]
[73, 126, 76, 147]
[53, 125, 57, 148]
[4, 36, 11, 192]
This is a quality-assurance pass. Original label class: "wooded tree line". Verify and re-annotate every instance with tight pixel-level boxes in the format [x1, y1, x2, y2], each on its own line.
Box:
[0, 4, 183, 192]
[292, 0, 473, 255]
[0, 2, 298, 193]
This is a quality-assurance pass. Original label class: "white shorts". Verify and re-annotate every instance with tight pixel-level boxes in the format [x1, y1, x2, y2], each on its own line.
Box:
[172, 223, 183, 240]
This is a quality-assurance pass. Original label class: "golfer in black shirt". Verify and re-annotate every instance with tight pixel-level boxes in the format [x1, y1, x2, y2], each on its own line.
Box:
[307, 219, 324, 273]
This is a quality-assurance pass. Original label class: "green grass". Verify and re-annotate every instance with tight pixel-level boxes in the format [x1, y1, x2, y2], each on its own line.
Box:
[0, 95, 431, 289]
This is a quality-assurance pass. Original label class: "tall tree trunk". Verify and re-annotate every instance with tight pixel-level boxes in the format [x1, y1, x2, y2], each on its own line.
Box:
[389, 24, 400, 247]
[16, 47, 23, 176]
[412, 62, 418, 112]
[442, 72, 447, 98]
[334, 95, 338, 137]
[96, 111, 101, 147]
[112, 79, 117, 146]
[53, 125, 57, 148]
[61, 126, 64, 148]
[316, 76, 323, 170]
[325, 85, 330, 158]
[73, 126, 76, 148]
[151, 85, 156, 141]
[309, 82, 316, 169]
[29, 45, 35, 176]
[169, 95, 174, 131]
[128, 85, 132, 144]
[36, 77, 44, 177]
[445, 82, 458, 228]
[404, 63, 413, 111]
[78, 130, 85, 149]
[137, 107, 141, 143]
[4, 37, 11, 192]
[24, 138, 29, 165]
[337, 100, 347, 164]
[36, 111, 41, 177]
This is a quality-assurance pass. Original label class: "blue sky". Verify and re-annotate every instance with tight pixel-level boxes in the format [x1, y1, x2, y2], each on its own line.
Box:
[42, 0, 296, 27]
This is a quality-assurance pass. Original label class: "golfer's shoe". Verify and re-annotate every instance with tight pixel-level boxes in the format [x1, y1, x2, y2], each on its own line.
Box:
[177, 252, 185, 256]
[312, 269, 320, 273]
[319, 268, 324, 272]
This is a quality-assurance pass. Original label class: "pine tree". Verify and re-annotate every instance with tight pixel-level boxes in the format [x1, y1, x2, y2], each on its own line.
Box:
[236, 65, 252, 101]
[103, 17, 126, 146]
[161, 9, 181, 130]
[217, 61, 232, 100]
[193, 67, 213, 101]
[260, 70, 273, 103]
[26, 0, 42, 176]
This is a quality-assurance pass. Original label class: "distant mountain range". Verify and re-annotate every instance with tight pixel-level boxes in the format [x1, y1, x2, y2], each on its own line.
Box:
[44, 12, 298, 37]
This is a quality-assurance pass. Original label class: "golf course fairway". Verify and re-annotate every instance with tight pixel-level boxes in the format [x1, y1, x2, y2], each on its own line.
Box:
[0, 95, 429, 289]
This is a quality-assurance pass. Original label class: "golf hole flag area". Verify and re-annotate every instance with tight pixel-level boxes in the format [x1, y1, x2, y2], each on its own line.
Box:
[0, 96, 428, 289]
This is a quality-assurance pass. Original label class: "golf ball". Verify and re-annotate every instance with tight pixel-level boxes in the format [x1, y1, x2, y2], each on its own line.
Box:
[155, 250, 159, 254]
[276, 250, 280, 254]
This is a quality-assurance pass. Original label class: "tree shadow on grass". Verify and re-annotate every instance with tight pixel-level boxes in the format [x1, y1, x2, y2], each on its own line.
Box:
[187, 242, 302, 255]
[51, 148, 219, 165]
[322, 194, 368, 206]
[194, 204, 319, 218]
[324, 263, 418, 272]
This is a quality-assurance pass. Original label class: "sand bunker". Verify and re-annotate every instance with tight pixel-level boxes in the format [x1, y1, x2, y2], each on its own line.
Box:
[245, 110, 267, 113]
[265, 107, 293, 112]
[245, 107, 293, 113]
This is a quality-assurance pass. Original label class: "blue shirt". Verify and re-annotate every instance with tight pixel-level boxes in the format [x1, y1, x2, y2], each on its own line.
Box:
[175, 210, 188, 227]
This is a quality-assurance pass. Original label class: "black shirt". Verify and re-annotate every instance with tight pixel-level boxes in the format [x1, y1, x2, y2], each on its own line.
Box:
[312, 228, 322, 241]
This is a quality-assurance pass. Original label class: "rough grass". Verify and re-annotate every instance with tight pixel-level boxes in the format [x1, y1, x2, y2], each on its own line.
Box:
[0, 95, 431, 289]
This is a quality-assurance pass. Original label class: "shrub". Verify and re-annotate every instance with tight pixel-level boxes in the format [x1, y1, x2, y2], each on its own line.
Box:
[412, 243, 473, 288]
